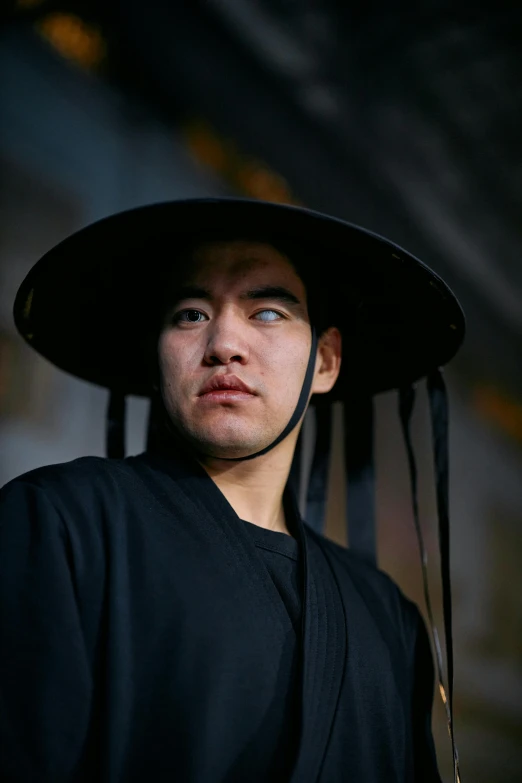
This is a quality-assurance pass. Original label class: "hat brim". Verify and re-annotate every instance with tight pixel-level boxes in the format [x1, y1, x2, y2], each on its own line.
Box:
[13, 198, 465, 398]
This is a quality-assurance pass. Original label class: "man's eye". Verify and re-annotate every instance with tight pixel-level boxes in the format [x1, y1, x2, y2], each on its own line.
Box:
[254, 309, 283, 322]
[176, 309, 207, 323]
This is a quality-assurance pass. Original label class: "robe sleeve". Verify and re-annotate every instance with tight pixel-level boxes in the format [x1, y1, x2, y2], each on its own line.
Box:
[0, 479, 93, 783]
[410, 606, 443, 783]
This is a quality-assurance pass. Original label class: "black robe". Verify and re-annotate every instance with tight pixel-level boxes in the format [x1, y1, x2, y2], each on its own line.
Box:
[0, 449, 441, 782]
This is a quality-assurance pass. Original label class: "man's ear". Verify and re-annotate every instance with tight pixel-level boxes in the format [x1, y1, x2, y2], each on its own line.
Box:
[311, 327, 342, 395]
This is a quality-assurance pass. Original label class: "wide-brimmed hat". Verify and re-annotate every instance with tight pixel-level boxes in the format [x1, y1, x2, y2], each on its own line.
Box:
[13, 198, 465, 398]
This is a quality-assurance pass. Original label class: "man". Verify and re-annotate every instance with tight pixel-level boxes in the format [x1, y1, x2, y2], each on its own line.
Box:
[1, 199, 465, 782]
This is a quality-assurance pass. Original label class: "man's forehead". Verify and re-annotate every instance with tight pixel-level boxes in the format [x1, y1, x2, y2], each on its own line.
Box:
[191, 238, 292, 266]
[179, 239, 303, 286]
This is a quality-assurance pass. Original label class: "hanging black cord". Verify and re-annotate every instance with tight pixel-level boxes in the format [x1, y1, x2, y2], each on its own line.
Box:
[305, 403, 332, 535]
[344, 396, 376, 566]
[399, 379, 460, 783]
[427, 369, 460, 781]
[106, 390, 126, 459]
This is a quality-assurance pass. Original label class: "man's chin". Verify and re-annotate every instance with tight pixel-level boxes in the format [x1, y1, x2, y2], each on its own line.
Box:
[195, 441, 263, 461]
[188, 430, 272, 460]
[172, 415, 280, 460]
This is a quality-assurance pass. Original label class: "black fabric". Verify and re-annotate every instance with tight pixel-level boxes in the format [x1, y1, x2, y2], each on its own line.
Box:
[242, 519, 302, 779]
[241, 519, 302, 632]
[0, 451, 442, 782]
[344, 396, 377, 566]
[305, 404, 332, 535]
[106, 391, 126, 459]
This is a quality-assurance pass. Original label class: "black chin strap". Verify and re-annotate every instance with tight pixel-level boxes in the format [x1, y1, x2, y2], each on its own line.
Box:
[220, 327, 318, 461]
[109, 328, 318, 463]
[400, 372, 460, 783]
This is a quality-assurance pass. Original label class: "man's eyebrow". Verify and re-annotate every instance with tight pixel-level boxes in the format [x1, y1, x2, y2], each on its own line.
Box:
[173, 284, 302, 306]
[240, 285, 302, 306]
[173, 285, 212, 302]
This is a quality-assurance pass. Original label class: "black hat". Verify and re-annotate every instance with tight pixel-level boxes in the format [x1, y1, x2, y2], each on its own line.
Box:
[13, 198, 463, 778]
[13, 198, 464, 397]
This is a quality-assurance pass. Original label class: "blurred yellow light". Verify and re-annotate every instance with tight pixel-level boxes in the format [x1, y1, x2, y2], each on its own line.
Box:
[182, 119, 300, 205]
[184, 123, 229, 173]
[236, 162, 293, 203]
[473, 386, 522, 443]
[36, 13, 106, 71]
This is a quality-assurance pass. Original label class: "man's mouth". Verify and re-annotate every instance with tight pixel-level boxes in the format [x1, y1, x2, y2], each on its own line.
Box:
[198, 374, 256, 398]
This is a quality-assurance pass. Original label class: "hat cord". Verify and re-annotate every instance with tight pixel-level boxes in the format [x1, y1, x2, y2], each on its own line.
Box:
[109, 328, 317, 462]
[106, 390, 126, 459]
[344, 397, 376, 566]
[217, 326, 318, 462]
[399, 375, 461, 783]
[304, 403, 332, 534]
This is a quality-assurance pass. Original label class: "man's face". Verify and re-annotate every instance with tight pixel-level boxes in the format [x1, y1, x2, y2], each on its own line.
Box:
[157, 240, 315, 459]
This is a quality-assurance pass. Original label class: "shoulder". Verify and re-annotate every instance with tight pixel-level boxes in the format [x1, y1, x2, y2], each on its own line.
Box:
[309, 529, 422, 645]
[3, 456, 126, 490]
[1, 456, 138, 512]
[0, 456, 159, 560]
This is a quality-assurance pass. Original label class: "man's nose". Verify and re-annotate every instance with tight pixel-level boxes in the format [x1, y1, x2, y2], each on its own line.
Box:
[203, 315, 250, 365]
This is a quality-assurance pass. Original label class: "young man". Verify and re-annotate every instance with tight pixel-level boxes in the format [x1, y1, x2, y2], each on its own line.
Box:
[1, 199, 465, 782]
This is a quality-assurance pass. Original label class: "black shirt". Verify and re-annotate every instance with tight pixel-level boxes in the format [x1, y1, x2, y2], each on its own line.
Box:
[242, 520, 303, 779]
[0, 450, 441, 782]
[242, 520, 301, 631]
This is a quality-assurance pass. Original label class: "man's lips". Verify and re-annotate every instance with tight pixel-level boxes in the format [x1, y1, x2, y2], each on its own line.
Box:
[198, 374, 255, 396]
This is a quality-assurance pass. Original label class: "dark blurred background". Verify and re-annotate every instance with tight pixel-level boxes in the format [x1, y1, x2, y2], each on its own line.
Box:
[1, 2, 522, 780]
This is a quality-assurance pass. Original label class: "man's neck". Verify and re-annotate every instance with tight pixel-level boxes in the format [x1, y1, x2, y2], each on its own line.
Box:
[198, 448, 294, 536]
